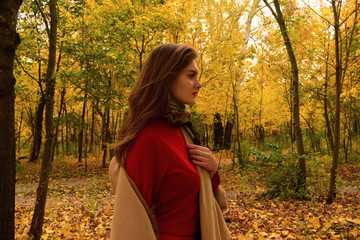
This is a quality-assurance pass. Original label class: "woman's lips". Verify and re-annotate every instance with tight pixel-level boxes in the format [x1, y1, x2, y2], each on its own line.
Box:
[193, 91, 198, 96]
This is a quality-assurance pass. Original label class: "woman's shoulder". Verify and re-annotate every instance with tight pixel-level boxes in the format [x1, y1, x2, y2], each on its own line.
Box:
[141, 119, 178, 135]
[134, 119, 179, 145]
[129, 119, 178, 154]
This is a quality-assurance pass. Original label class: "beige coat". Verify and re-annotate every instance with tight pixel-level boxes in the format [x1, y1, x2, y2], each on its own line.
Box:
[109, 127, 230, 240]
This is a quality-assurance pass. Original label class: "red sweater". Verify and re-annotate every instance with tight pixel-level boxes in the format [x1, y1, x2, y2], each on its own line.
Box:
[126, 120, 220, 239]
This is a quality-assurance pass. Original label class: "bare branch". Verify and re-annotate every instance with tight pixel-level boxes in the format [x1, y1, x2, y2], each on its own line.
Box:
[34, 0, 50, 36]
[262, 0, 278, 20]
[339, 7, 359, 27]
[15, 57, 46, 95]
[299, 0, 332, 25]
[15, 57, 39, 83]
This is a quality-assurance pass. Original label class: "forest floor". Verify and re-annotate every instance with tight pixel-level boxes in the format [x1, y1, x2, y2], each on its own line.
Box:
[15, 153, 360, 240]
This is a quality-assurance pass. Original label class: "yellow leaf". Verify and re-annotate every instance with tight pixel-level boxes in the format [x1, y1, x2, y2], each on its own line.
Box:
[338, 217, 346, 223]
[308, 217, 321, 229]
[269, 233, 280, 239]
[287, 234, 296, 239]
[349, 228, 359, 237]
[323, 220, 331, 228]
[346, 218, 360, 225]
[259, 232, 268, 237]
[335, 205, 343, 214]
[236, 234, 248, 240]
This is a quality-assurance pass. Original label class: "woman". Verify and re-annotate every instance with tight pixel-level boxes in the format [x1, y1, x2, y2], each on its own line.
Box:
[109, 43, 229, 240]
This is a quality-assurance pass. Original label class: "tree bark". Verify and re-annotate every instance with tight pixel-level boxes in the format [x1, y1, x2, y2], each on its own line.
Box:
[327, 0, 342, 204]
[78, 93, 87, 163]
[64, 102, 69, 154]
[52, 87, 65, 158]
[89, 107, 95, 151]
[232, 0, 260, 164]
[17, 111, 24, 155]
[224, 120, 233, 150]
[0, 1, 22, 239]
[324, 66, 334, 155]
[243, 0, 261, 51]
[29, 0, 57, 238]
[233, 83, 242, 165]
[29, 93, 46, 162]
[51, 49, 63, 158]
[263, 0, 306, 190]
[213, 113, 224, 151]
[101, 107, 111, 168]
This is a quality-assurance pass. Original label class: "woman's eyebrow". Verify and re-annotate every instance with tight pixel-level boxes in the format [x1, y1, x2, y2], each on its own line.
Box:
[188, 69, 199, 74]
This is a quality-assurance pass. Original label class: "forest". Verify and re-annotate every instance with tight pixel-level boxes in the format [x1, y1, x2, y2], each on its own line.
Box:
[0, 0, 359, 239]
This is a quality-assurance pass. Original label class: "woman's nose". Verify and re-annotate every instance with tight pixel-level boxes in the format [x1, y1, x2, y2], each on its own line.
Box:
[195, 78, 202, 89]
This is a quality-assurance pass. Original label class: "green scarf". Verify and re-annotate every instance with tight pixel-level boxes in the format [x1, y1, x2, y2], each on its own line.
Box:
[164, 100, 191, 125]
[164, 100, 199, 144]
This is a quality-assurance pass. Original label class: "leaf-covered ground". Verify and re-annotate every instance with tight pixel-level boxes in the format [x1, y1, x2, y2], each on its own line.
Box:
[220, 166, 360, 239]
[15, 155, 360, 239]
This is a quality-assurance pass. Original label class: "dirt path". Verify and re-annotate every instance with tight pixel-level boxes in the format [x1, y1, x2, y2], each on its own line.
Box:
[16, 174, 359, 208]
[15, 175, 110, 206]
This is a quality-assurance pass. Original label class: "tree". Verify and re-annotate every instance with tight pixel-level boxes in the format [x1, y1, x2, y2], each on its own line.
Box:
[29, 0, 58, 238]
[0, 0, 22, 239]
[213, 113, 224, 150]
[16, 0, 50, 163]
[29, 92, 45, 162]
[263, 0, 306, 192]
[327, 0, 359, 204]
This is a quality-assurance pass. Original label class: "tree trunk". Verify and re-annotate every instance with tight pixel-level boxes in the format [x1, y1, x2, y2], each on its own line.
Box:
[243, 0, 261, 51]
[52, 87, 65, 159]
[231, 0, 260, 165]
[232, 74, 242, 165]
[89, 107, 95, 152]
[254, 124, 265, 147]
[101, 110, 106, 168]
[224, 120, 233, 150]
[78, 93, 87, 163]
[204, 124, 209, 148]
[64, 103, 69, 155]
[327, 0, 341, 204]
[0, 1, 22, 239]
[29, 0, 57, 238]
[29, 94, 46, 162]
[17, 111, 24, 155]
[322, 34, 334, 155]
[213, 113, 223, 151]
[258, 65, 265, 148]
[61, 121, 64, 152]
[84, 119, 88, 173]
[263, 0, 306, 190]
[51, 50, 63, 158]
[101, 108, 111, 168]
[108, 110, 114, 159]
[324, 72, 334, 155]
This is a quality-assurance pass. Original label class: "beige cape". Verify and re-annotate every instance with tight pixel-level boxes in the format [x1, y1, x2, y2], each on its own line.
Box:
[109, 127, 230, 240]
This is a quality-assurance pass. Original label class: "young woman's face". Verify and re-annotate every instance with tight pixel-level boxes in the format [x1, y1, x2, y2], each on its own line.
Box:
[170, 59, 202, 105]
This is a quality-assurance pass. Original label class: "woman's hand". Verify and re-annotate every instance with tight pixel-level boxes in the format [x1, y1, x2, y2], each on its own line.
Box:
[186, 144, 218, 178]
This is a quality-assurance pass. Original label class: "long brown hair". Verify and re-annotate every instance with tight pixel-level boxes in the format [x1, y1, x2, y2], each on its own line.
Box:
[115, 43, 198, 163]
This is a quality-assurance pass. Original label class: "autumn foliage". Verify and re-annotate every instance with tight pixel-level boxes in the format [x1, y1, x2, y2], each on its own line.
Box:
[8, 0, 360, 239]
[15, 154, 360, 239]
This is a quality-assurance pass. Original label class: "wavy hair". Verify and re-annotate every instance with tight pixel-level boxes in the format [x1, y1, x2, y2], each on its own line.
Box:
[115, 43, 198, 163]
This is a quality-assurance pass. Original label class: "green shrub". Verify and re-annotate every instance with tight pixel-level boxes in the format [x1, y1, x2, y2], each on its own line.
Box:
[250, 145, 310, 199]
